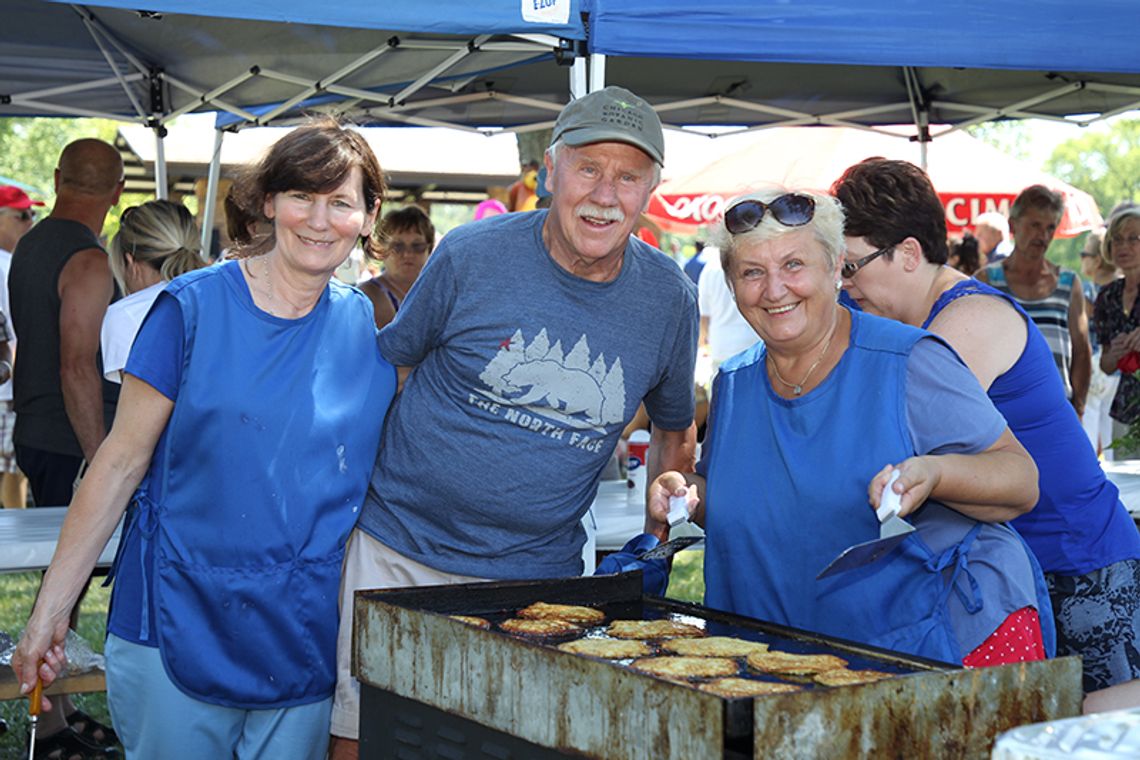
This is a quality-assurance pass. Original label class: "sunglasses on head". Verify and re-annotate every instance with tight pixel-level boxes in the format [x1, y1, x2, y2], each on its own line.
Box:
[724, 193, 816, 235]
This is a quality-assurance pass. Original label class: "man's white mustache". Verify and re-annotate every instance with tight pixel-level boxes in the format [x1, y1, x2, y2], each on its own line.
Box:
[577, 204, 625, 223]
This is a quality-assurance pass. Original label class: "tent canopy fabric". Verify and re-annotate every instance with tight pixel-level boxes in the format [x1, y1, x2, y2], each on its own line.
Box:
[588, 1, 1134, 73]
[71, 0, 586, 37]
[3, 1, 576, 128]
[4, 0, 1139, 135]
[646, 126, 1103, 238]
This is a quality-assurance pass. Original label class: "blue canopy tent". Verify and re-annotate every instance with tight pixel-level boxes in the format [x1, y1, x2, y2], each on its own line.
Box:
[7, 0, 1139, 245]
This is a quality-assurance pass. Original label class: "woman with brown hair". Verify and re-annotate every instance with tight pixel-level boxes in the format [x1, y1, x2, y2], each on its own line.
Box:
[359, 205, 435, 328]
[13, 119, 397, 759]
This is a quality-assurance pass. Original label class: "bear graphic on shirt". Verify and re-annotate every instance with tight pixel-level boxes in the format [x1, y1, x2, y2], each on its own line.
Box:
[478, 328, 626, 431]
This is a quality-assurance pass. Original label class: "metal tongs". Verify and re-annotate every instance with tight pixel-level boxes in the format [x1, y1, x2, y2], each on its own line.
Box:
[817, 469, 916, 580]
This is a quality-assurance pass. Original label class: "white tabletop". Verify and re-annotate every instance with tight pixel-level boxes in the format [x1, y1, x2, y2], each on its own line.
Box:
[0, 508, 121, 573]
[1, 487, 691, 576]
[1102, 460, 1140, 518]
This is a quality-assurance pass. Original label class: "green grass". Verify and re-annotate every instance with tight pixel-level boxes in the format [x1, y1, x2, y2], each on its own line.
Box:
[666, 549, 705, 603]
[0, 572, 112, 760]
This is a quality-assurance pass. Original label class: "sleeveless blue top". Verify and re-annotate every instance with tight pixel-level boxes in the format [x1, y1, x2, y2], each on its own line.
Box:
[924, 279, 1140, 576]
[983, 263, 1076, 399]
[702, 309, 1050, 662]
[107, 262, 396, 708]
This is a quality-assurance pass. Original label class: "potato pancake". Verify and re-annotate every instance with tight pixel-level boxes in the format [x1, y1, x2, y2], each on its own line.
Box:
[697, 678, 804, 698]
[607, 619, 706, 640]
[628, 656, 738, 679]
[813, 668, 894, 686]
[556, 638, 651, 659]
[517, 602, 606, 626]
[500, 618, 582, 637]
[660, 636, 769, 657]
[745, 650, 849, 675]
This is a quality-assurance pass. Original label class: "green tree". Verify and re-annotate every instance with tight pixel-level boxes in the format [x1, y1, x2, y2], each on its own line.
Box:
[1046, 118, 1140, 218]
[1044, 118, 1140, 269]
[966, 120, 1035, 162]
[0, 117, 120, 201]
[0, 117, 148, 241]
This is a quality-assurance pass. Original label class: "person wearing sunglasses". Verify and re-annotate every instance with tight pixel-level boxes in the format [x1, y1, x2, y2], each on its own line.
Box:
[0, 186, 40, 511]
[1096, 207, 1140, 452]
[648, 187, 1051, 667]
[1078, 228, 1121, 460]
[833, 158, 1140, 704]
[359, 205, 435, 329]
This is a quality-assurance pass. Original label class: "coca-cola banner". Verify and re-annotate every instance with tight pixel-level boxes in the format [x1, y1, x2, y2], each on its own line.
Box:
[648, 189, 1100, 238]
[644, 126, 1102, 239]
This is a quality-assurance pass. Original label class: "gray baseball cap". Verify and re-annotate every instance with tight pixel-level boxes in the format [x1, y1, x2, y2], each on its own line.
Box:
[551, 86, 664, 166]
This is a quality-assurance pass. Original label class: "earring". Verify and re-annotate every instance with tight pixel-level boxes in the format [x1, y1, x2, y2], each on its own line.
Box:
[835, 280, 842, 291]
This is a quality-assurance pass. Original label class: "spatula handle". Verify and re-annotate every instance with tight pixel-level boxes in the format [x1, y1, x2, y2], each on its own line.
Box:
[29, 677, 43, 718]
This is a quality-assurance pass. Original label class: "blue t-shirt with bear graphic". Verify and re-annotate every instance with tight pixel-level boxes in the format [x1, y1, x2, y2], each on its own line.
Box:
[357, 210, 698, 579]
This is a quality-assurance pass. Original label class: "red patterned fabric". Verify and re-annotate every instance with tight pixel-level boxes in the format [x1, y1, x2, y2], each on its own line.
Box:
[961, 606, 1046, 667]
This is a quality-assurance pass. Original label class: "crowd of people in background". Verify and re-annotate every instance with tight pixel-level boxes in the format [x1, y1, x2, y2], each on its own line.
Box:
[4, 84, 1140, 759]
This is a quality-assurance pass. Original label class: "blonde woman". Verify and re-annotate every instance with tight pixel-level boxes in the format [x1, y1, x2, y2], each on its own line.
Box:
[101, 200, 206, 382]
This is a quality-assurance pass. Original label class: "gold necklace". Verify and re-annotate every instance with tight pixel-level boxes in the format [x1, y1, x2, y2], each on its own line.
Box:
[768, 317, 838, 396]
[243, 256, 277, 316]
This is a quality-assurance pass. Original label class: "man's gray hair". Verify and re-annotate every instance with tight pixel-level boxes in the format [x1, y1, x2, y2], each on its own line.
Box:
[1010, 185, 1065, 222]
[712, 188, 846, 275]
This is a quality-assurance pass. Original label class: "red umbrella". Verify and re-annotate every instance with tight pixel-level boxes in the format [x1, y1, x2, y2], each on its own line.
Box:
[648, 126, 1102, 237]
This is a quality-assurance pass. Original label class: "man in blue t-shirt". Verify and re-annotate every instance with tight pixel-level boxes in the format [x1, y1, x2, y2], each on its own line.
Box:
[329, 86, 700, 757]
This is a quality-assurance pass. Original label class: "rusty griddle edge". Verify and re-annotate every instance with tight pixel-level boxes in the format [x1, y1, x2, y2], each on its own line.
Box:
[751, 655, 1084, 759]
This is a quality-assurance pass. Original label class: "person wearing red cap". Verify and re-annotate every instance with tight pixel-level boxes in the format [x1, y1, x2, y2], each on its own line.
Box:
[0, 186, 41, 511]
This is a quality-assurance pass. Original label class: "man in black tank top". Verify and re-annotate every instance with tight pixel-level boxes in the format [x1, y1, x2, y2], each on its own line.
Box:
[8, 138, 123, 756]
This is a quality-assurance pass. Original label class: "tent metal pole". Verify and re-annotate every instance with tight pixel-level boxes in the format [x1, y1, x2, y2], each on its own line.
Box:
[200, 129, 225, 261]
[588, 54, 606, 93]
[154, 129, 168, 200]
[570, 59, 587, 99]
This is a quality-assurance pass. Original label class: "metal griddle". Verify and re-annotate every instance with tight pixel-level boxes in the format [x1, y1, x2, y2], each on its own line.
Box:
[353, 572, 1082, 759]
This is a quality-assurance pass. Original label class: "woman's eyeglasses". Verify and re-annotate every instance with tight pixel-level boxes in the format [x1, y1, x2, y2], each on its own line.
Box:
[1112, 234, 1140, 248]
[389, 242, 429, 256]
[724, 194, 816, 234]
[841, 245, 896, 279]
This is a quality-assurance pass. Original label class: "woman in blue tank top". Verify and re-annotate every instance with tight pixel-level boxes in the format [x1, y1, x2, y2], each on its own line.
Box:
[13, 120, 398, 759]
[648, 188, 1050, 667]
[833, 158, 1140, 698]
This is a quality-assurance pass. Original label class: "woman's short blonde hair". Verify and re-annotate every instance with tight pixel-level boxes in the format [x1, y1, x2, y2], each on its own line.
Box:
[1103, 208, 1140, 266]
[712, 188, 846, 276]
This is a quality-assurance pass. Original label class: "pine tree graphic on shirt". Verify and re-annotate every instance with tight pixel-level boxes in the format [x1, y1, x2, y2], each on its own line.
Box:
[477, 329, 626, 431]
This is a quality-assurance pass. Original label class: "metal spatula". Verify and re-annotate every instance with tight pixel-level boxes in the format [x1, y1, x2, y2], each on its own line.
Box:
[817, 469, 915, 580]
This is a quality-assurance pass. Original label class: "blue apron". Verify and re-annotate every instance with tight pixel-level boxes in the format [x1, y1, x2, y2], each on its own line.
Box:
[111, 263, 395, 708]
[703, 310, 1044, 663]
